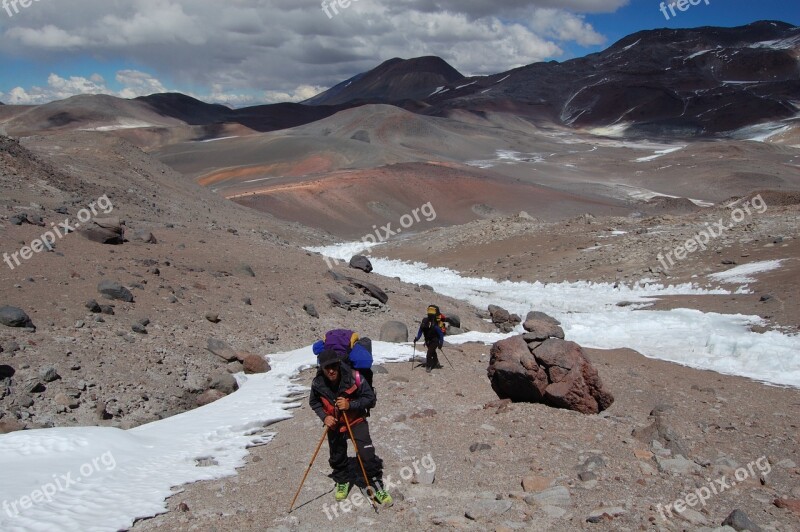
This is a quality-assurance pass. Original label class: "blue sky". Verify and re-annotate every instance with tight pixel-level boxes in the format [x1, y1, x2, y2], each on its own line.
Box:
[0, 0, 797, 106]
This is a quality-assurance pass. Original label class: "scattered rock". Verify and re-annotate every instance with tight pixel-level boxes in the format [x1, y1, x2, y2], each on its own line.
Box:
[242, 354, 270, 374]
[773, 498, 800, 516]
[525, 486, 571, 507]
[349, 255, 373, 273]
[197, 389, 227, 407]
[237, 263, 255, 277]
[205, 312, 221, 323]
[464, 499, 512, 520]
[210, 373, 238, 394]
[81, 217, 124, 244]
[131, 230, 157, 244]
[488, 304, 521, 332]
[469, 443, 492, 452]
[0, 306, 35, 329]
[303, 303, 319, 318]
[380, 321, 408, 342]
[0, 418, 24, 434]
[39, 367, 60, 382]
[97, 280, 134, 303]
[132, 323, 148, 334]
[722, 509, 763, 531]
[207, 338, 239, 362]
[85, 299, 102, 313]
[522, 476, 554, 493]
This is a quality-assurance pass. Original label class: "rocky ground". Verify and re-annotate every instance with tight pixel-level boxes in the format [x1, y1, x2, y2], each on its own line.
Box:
[0, 133, 485, 431]
[132, 342, 799, 532]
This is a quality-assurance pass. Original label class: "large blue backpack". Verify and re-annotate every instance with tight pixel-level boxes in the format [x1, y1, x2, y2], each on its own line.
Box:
[313, 329, 373, 370]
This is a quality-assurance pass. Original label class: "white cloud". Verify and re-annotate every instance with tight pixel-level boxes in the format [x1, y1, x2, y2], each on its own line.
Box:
[0, 0, 623, 104]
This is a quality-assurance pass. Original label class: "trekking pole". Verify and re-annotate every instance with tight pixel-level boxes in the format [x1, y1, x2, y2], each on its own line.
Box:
[411, 341, 416, 371]
[288, 426, 328, 513]
[438, 347, 454, 369]
[342, 411, 378, 512]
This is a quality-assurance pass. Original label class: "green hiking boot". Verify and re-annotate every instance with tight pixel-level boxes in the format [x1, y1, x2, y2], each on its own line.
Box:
[374, 488, 393, 506]
[334, 482, 351, 501]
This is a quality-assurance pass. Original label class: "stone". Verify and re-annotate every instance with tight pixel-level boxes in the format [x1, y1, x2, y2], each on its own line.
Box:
[206, 338, 239, 362]
[97, 280, 134, 302]
[237, 263, 255, 277]
[773, 498, 800, 516]
[380, 321, 408, 343]
[132, 323, 148, 334]
[656, 455, 702, 475]
[722, 509, 762, 531]
[524, 486, 571, 507]
[131, 230, 157, 244]
[0, 306, 35, 329]
[469, 443, 491, 452]
[210, 373, 238, 394]
[197, 389, 227, 407]
[349, 255, 373, 273]
[533, 338, 614, 414]
[303, 303, 318, 318]
[205, 312, 221, 323]
[81, 217, 124, 244]
[487, 335, 549, 402]
[522, 476, 554, 493]
[464, 499, 512, 520]
[242, 354, 270, 374]
[522, 318, 565, 341]
[39, 367, 60, 382]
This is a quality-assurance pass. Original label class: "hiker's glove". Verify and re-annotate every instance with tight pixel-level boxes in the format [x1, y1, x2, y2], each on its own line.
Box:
[335, 397, 350, 410]
[324, 416, 336, 428]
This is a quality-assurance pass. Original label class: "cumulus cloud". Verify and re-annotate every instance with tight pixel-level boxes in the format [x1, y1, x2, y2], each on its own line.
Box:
[0, 0, 623, 104]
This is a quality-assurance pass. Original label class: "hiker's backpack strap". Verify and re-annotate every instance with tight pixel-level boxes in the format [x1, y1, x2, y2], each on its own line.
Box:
[354, 370, 362, 388]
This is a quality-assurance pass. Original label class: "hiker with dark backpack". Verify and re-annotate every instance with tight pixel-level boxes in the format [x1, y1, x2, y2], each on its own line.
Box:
[313, 329, 374, 387]
[309, 349, 393, 506]
[413, 305, 445, 373]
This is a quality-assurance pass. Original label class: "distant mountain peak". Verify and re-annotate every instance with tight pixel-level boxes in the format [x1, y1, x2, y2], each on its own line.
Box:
[304, 55, 464, 106]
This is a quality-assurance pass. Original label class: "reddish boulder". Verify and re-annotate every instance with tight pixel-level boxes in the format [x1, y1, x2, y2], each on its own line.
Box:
[488, 327, 614, 414]
[487, 335, 548, 402]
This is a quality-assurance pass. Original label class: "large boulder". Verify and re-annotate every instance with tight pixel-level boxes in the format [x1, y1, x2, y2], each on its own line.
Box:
[346, 277, 388, 304]
[349, 255, 373, 273]
[380, 321, 408, 343]
[0, 306, 35, 329]
[81, 217, 124, 245]
[487, 327, 613, 414]
[242, 353, 270, 374]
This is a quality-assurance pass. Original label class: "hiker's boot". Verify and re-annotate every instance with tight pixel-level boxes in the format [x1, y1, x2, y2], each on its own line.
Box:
[425, 365, 432, 373]
[334, 482, 351, 501]
[372, 481, 394, 506]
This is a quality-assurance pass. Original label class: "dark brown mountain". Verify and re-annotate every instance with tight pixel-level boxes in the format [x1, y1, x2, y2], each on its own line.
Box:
[303, 56, 465, 106]
[418, 20, 800, 135]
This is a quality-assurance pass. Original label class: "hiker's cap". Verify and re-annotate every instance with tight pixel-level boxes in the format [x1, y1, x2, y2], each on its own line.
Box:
[319, 349, 341, 368]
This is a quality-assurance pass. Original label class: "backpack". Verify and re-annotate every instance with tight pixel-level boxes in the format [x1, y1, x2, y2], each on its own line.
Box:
[427, 305, 447, 335]
[315, 329, 373, 370]
[324, 329, 359, 357]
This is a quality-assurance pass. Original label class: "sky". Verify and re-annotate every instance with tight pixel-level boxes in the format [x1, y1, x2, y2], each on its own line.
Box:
[0, 0, 797, 107]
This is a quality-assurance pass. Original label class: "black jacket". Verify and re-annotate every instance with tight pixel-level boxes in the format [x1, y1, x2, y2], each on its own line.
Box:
[309, 361, 376, 426]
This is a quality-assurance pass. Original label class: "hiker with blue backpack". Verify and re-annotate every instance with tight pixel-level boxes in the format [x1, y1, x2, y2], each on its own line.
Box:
[308, 348, 393, 506]
[312, 329, 374, 387]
